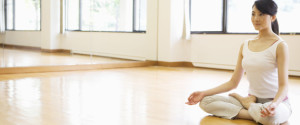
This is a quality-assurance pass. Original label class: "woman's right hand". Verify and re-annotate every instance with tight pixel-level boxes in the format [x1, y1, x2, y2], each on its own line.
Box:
[185, 91, 206, 105]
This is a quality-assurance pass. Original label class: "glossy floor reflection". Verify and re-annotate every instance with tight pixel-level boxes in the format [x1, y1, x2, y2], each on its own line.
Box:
[0, 67, 299, 125]
[0, 48, 133, 68]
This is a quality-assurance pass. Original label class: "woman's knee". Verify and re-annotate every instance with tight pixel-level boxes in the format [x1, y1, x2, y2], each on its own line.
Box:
[199, 95, 244, 119]
[248, 102, 290, 125]
[199, 95, 218, 110]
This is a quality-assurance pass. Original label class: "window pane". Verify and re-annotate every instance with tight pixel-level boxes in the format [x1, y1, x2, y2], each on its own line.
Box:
[66, 0, 80, 30]
[191, 0, 223, 32]
[15, 0, 40, 30]
[275, 0, 300, 33]
[227, 0, 256, 33]
[228, 0, 300, 33]
[81, 0, 133, 32]
[81, 0, 91, 31]
[6, 0, 13, 30]
[134, 0, 147, 31]
[66, 0, 146, 32]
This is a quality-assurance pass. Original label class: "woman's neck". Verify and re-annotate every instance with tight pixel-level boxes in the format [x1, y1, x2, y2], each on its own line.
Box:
[257, 28, 276, 39]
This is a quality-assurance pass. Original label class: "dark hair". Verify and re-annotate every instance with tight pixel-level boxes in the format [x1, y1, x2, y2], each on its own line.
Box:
[253, 0, 279, 35]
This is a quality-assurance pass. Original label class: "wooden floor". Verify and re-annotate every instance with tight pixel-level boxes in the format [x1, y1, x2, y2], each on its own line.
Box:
[0, 48, 152, 74]
[0, 66, 299, 125]
[0, 48, 133, 68]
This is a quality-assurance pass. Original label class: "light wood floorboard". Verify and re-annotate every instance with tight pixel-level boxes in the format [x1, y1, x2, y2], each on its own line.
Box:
[0, 48, 133, 68]
[0, 66, 299, 125]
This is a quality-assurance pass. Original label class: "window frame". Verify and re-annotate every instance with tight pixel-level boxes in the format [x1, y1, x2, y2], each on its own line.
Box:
[65, 0, 146, 33]
[190, 0, 300, 35]
[4, 0, 41, 31]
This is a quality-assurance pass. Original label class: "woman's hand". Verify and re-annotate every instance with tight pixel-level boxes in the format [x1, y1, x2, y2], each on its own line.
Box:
[261, 102, 278, 117]
[185, 91, 206, 105]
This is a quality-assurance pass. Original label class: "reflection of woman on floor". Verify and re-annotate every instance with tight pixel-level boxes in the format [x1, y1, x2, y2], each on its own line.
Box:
[186, 0, 291, 124]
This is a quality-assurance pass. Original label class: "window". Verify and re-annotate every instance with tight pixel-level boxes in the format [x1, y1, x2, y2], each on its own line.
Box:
[65, 0, 147, 32]
[227, 0, 256, 33]
[134, 0, 147, 31]
[275, 0, 300, 33]
[66, 0, 80, 31]
[191, 0, 300, 34]
[191, 0, 223, 32]
[5, 0, 41, 30]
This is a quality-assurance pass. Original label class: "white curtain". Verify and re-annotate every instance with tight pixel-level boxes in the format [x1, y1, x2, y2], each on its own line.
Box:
[60, 0, 65, 34]
[183, 0, 191, 40]
[0, 0, 5, 33]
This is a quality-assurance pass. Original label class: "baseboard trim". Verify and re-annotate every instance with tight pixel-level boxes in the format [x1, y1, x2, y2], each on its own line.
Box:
[0, 43, 41, 51]
[156, 61, 194, 67]
[0, 61, 192, 74]
[193, 62, 235, 71]
[0, 61, 157, 74]
[41, 49, 71, 53]
[1, 60, 300, 77]
[0, 43, 71, 53]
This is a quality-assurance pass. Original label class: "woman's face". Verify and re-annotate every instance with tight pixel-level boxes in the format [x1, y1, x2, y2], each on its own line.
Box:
[251, 5, 274, 31]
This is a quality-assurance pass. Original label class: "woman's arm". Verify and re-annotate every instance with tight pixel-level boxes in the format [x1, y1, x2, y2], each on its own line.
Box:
[261, 42, 289, 117]
[273, 42, 289, 105]
[186, 43, 245, 105]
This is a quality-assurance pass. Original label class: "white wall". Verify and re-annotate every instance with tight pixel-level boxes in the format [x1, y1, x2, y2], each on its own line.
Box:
[2, 0, 300, 75]
[191, 34, 253, 69]
[157, 0, 171, 61]
[4, 31, 41, 47]
[281, 35, 300, 75]
[191, 34, 300, 76]
[0, 33, 4, 44]
[41, 0, 60, 50]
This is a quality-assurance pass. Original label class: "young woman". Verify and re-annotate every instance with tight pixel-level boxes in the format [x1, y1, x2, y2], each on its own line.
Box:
[186, 0, 292, 124]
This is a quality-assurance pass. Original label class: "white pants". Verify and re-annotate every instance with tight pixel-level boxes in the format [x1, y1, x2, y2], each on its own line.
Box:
[199, 95, 292, 125]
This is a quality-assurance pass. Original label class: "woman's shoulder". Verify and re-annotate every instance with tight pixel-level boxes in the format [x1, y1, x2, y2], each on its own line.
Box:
[275, 37, 288, 56]
[243, 38, 255, 43]
[274, 36, 286, 46]
[243, 38, 256, 46]
[247, 38, 256, 41]
[277, 41, 288, 50]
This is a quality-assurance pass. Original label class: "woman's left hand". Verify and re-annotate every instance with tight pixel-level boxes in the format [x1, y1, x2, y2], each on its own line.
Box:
[261, 102, 277, 117]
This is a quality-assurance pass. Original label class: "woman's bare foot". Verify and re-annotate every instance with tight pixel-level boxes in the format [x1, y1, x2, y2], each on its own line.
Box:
[229, 93, 256, 109]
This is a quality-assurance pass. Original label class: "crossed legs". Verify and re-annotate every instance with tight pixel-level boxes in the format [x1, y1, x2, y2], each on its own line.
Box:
[229, 93, 256, 120]
[229, 93, 289, 125]
[200, 94, 290, 125]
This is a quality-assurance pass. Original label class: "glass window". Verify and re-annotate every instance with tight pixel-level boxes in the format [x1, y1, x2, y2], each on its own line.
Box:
[5, 0, 14, 30]
[191, 0, 223, 32]
[66, 0, 80, 30]
[6, 0, 41, 30]
[227, 0, 256, 33]
[275, 0, 300, 33]
[83, 0, 133, 31]
[227, 0, 300, 33]
[134, 0, 147, 31]
[192, 0, 300, 34]
[66, 0, 146, 32]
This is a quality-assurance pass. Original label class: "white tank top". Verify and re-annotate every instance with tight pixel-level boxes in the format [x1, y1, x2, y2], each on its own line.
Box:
[242, 39, 283, 98]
